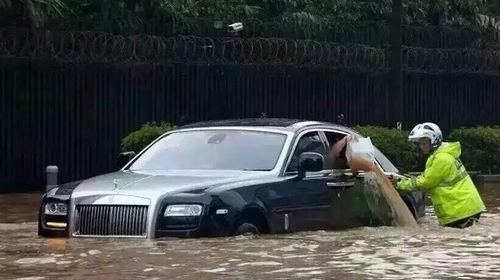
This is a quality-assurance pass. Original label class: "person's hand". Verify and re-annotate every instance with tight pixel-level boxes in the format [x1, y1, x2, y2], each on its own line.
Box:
[388, 175, 398, 189]
[345, 133, 358, 143]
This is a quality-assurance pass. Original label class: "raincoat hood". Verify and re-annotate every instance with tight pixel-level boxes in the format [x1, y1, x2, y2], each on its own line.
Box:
[434, 142, 461, 159]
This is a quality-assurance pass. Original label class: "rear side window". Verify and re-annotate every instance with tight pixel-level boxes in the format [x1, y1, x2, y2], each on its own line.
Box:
[323, 130, 399, 173]
[323, 131, 349, 170]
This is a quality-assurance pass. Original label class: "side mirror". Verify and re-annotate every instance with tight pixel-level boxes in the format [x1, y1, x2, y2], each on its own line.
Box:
[297, 152, 324, 179]
[118, 151, 136, 169]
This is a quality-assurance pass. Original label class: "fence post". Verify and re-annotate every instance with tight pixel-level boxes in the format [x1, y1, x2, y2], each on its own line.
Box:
[46, 165, 59, 192]
[391, 0, 403, 127]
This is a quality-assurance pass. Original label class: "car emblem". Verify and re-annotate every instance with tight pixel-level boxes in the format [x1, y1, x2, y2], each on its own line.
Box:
[113, 179, 119, 190]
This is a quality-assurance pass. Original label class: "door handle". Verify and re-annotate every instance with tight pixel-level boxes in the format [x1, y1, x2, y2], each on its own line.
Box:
[326, 182, 355, 189]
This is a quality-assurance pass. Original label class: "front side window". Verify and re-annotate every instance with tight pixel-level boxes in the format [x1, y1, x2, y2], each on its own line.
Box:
[286, 131, 329, 172]
[127, 129, 287, 171]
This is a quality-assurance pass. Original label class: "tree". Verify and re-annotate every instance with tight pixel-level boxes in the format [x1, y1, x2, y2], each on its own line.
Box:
[0, 0, 72, 28]
[482, 0, 500, 16]
[0, 0, 492, 29]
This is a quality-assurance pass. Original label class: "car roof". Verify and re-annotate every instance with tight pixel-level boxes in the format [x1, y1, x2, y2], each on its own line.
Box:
[175, 118, 354, 133]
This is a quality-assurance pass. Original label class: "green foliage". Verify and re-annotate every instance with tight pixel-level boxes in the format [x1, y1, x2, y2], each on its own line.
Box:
[448, 126, 500, 174]
[481, 0, 500, 17]
[148, 0, 488, 26]
[121, 122, 174, 153]
[354, 125, 421, 172]
[0, 0, 72, 27]
[0, 0, 490, 29]
[355, 125, 500, 174]
[152, 0, 262, 20]
[121, 123, 500, 174]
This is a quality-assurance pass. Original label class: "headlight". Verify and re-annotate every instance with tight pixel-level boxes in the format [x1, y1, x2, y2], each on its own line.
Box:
[164, 204, 203, 217]
[44, 202, 68, 216]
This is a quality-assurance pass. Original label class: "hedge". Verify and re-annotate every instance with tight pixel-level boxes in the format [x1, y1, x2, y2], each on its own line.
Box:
[357, 125, 500, 174]
[121, 122, 174, 153]
[447, 126, 500, 174]
[121, 123, 500, 174]
[354, 125, 423, 173]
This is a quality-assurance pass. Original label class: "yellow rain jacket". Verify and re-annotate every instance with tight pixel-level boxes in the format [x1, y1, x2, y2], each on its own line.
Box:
[397, 142, 485, 225]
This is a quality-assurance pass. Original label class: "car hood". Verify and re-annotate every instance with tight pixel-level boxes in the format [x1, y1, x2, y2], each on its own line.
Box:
[71, 169, 273, 203]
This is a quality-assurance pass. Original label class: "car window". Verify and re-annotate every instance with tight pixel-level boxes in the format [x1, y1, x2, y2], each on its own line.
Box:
[373, 147, 399, 173]
[286, 131, 329, 173]
[323, 131, 350, 170]
[323, 129, 399, 173]
[128, 130, 288, 171]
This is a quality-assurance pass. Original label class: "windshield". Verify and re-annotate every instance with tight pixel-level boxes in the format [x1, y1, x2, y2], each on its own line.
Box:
[128, 129, 288, 171]
[374, 147, 399, 173]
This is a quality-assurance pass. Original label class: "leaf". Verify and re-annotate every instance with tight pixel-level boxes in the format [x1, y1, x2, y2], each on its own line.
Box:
[0, 0, 12, 9]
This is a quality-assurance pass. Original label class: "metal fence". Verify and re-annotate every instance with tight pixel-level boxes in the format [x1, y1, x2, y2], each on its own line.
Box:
[1, 26, 500, 192]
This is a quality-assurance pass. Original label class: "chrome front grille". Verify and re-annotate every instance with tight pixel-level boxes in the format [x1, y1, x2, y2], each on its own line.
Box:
[73, 205, 148, 237]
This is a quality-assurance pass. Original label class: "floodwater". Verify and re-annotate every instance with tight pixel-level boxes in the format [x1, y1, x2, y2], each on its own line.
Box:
[1, 184, 500, 280]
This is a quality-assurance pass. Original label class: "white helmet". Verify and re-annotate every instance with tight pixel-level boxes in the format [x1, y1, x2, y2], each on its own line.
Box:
[408, 122, 443, 149]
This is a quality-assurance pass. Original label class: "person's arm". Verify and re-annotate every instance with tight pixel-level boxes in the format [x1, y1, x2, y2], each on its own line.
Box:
[396, 154, 453, 192]
[330, 134, 356, 157]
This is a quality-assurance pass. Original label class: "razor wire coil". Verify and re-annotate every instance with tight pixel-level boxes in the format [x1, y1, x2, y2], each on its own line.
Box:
[1, 28, 499, 74]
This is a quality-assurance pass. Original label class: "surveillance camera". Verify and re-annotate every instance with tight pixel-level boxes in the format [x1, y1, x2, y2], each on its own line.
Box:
[227, 22, 243, 32]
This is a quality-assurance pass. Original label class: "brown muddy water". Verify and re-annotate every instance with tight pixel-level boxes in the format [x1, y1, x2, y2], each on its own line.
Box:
[1, 184, 500, 280]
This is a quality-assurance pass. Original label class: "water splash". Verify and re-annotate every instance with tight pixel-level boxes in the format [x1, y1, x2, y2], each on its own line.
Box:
[364, 171, 397, 225]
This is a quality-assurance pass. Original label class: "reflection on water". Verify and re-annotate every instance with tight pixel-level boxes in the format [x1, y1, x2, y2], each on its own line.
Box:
[1, 185, 500, 280]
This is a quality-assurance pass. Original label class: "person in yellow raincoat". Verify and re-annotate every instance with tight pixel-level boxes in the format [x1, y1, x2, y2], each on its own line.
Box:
[389, 122, 486, 228]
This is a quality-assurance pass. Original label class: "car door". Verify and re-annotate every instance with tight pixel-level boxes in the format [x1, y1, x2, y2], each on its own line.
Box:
[322, 128, 424, 228]
[256, 130, 342, 233]
[321, 129, 381, 228]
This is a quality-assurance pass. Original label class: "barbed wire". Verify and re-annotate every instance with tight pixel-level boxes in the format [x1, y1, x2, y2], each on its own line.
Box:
[402, 47, 500, 74]
[1, 28, 499, 74]
[0, 28, 389, 71]
[52, 16, 485, 48]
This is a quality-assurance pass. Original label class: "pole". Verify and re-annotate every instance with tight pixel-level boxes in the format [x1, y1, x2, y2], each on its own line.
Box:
[391, 0, 403, 129]
[46, 165, 58, 192]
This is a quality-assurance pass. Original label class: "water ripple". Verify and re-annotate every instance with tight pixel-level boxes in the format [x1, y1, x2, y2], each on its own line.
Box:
[1, 190, 500, 279]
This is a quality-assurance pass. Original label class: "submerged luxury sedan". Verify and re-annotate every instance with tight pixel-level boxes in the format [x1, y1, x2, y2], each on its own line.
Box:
[38, 118, 426, 239]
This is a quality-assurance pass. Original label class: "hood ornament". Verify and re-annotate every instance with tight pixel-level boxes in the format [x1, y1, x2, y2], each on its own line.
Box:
[113, 179, 119, 190]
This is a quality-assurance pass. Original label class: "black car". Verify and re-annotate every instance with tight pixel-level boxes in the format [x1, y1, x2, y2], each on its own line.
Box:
[38, 118, 426, 239]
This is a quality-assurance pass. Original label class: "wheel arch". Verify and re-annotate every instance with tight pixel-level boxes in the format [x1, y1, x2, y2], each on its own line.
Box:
[232, 202, 271, 235]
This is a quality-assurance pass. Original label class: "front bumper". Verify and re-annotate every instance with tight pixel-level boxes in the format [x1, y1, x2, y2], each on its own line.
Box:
[38, 193, 236, 239]
[154, 194, 235, 238]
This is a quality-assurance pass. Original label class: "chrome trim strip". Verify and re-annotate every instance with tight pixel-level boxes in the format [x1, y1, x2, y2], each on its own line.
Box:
[75, 195, 150, 206]
[72, 234, 148, 238]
